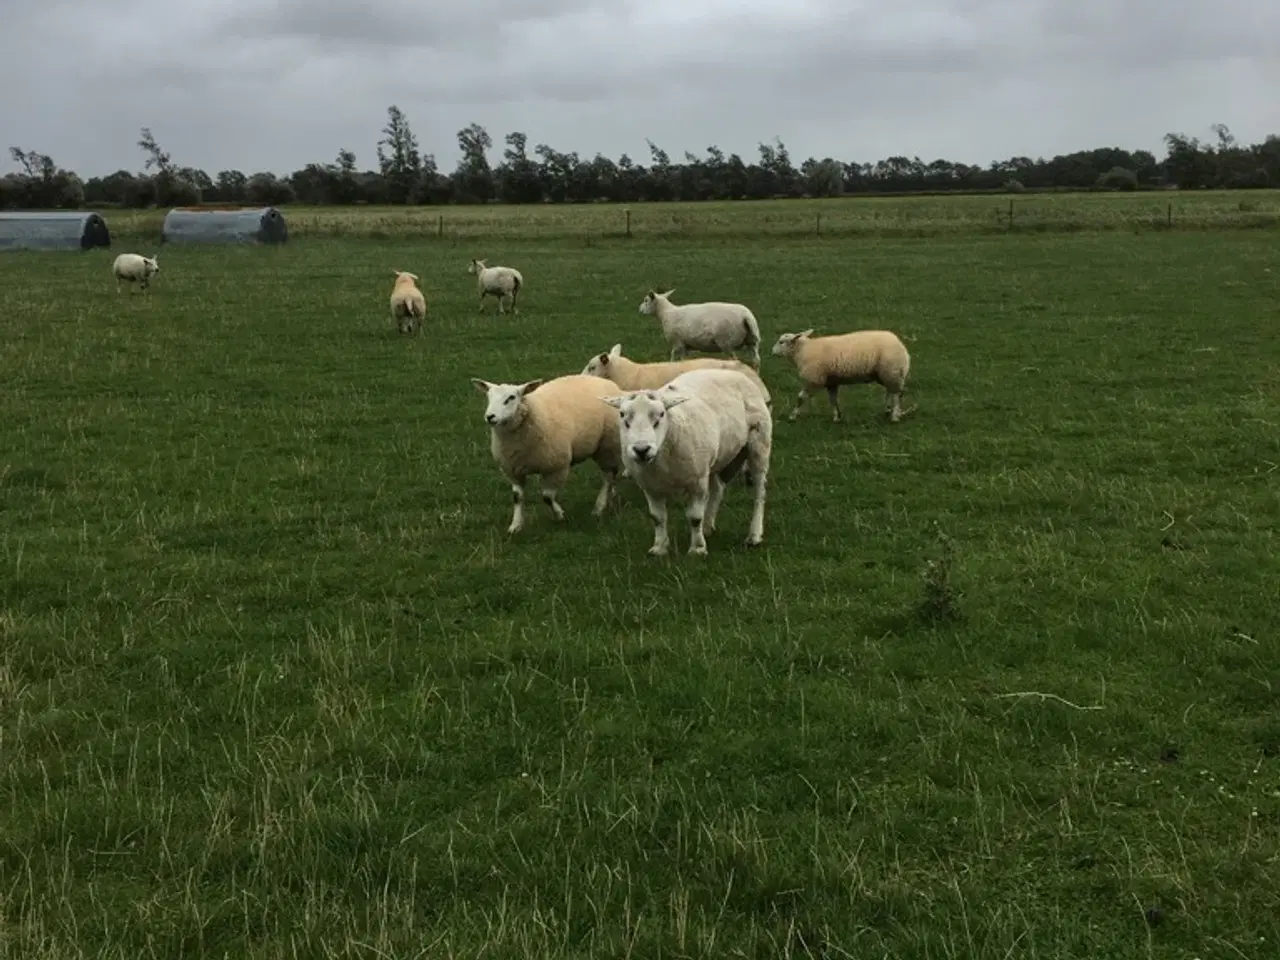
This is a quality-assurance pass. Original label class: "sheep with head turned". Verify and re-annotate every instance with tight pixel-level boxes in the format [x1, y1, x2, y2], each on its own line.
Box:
[771, 328, 913, 423]
[471, 373, 624, 534]
[638, 289, 762, 368]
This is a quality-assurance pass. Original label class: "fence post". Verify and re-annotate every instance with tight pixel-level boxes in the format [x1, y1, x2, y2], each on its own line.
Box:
[625, 208, 631, 238]
[1167, 203, 1172, 228]
[816, 212, 822, 237]
[437, 215, 443, 238]
[1008, 199, 1014, 227]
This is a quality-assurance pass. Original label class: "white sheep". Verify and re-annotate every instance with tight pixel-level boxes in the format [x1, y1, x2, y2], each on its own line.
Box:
[390, 270, 427, 334]
[112, 253, 159, 293]
[602, 367, 772, 556]
[771, 328, 914, 423]
[581, 342, 772, 406]
[471, 373, 624, 534]
[468, 259, 523, 315]
[638, 289, 762, 368]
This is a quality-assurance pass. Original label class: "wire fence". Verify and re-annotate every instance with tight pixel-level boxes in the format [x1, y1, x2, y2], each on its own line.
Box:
[102, 191, 1280, 243]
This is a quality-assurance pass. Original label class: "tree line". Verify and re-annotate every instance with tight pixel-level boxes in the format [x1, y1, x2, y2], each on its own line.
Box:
[3, 109, 1278, 212]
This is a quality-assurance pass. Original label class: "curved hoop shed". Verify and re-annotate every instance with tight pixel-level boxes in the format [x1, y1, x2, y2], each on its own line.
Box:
[162, 207, 288, 245]
[0, 211, 111, 251]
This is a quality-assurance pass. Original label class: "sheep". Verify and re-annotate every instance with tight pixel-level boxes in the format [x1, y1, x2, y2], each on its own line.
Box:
[602, 367, 772, 557]
[468, 258, 523, 315]
[389, 270, 427, 334]
[112, 253, 159, 293]
[581, 342, 772, 406]
[770, 328, 914, 424]
[638, 289, 762, 368]
[471, 373, 625, 535]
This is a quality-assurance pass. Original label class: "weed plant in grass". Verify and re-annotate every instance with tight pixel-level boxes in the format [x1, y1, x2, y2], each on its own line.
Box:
[1, 227, 1278, 958]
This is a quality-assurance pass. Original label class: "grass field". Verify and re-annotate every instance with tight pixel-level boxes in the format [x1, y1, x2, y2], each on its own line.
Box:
[100, 188, 1280, 242]
[2, 201, 1279, 958]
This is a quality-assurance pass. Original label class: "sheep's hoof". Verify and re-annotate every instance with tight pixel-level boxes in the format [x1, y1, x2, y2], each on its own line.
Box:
[744, 535, 763, 548]
[648, 545, 668, 557]
[688, 546, 708, 557]
[507, 522, 523, 535]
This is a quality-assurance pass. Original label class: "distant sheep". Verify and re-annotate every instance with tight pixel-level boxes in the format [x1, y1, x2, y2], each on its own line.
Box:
[771, 328, 913, 423]
[639, 289, 762, 368]
[112, 253, 159, 293]
[390, 270, 426, 334]
[469, 259, 523, 315]
[603, 367, 772, 557]
[471, 373, 624, 534]
[581, 342, 772, 405]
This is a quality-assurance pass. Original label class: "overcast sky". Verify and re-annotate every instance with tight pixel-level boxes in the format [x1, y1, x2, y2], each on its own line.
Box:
[2, 0, 1277, 178]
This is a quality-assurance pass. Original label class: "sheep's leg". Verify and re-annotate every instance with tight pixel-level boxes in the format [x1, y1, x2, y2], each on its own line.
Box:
[591, 468, 617, 516]
[507, 478, 527, 534]
[686, 479, 711, 555]
[643, 491, 671, 557]
[478, 291, 487, 313]
[744, 441, 770, 547]
[703, 475, 727, 533]
[826, 384, 842, 423]
[788, 386, 813, 422]
[541, 467, 570, 521]
[887, 389, 902, 423]
[749, 343, 761, 368]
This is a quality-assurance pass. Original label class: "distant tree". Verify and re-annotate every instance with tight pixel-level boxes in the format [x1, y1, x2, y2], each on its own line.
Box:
[5, 147, 84, 208]
[1097, 166, 1139, 191]
[452, 123, 494, 203]
[376, 106, 423, 204]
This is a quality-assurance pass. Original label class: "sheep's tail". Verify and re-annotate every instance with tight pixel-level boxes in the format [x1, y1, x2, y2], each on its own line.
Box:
[742, 313, 760, 347]
[511, 275, 522, 299]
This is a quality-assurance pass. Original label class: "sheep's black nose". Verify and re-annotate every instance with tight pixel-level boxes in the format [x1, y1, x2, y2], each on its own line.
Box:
[485, 413, 497, 424]
[631, 444, 651, 461]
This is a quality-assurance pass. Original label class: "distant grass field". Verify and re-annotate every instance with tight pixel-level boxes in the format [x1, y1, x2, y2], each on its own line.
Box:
[101, 188, 1280, 242]
[1, 218, 1279, 958]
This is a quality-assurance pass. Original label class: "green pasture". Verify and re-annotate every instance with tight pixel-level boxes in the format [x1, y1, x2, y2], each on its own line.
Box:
[1, 207, 1278, 958]
[101, 188, 1280, 242]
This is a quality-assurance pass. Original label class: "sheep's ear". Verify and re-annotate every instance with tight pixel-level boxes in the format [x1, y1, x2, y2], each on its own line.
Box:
[519, 379, 543, 396]
[798, 329, 814, 338]
[408, 272, 419, 281]
[601, 396, 625, 409]
[661, 289, 675, 299]
[470, 378, 492, 394]
[661, 393, 688, 410]
[609, 343, 622, 358]
[597, 352, 611, 365]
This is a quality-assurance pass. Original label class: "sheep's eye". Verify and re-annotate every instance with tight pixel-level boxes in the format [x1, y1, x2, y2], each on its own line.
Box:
[505, 396, 515, 404]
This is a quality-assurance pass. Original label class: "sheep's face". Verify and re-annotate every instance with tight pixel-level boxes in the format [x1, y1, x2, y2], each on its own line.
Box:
[144, 257, 159, 277]
[581, 344, 622, 379]
[771, 330, 812, 358]
[638, 290, 674, 316]
[471, 378, 541, 429]
[394, 271, 418, 285]
[468, 259, 485, 276]
[604, 390, 687, 465]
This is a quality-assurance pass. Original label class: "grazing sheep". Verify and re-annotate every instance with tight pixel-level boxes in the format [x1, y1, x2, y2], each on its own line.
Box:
[603, 367, 772, 557]
[389, 270, 427, 334]
[471, 373, 624, 534]
[112, 253, 159, 293]
[581, 342, 772, 405]
[468, 258, 523, 315]
[638, 289, 762, 368]
[771, 328, 914, 423]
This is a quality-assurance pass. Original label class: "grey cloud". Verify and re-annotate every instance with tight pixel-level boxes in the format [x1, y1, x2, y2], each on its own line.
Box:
[0, 0, 1276, 177]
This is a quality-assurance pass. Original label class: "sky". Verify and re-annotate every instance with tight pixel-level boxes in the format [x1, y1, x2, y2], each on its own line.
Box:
[2, 0, 1278, 179]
